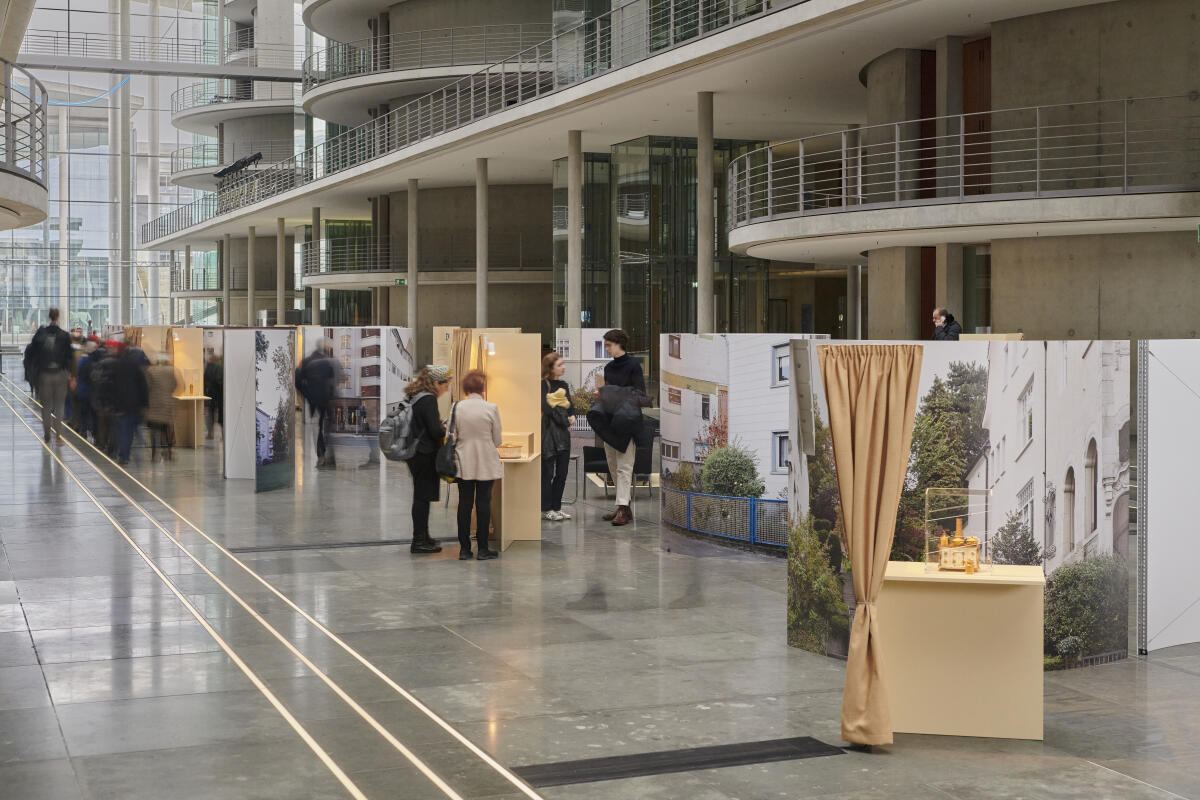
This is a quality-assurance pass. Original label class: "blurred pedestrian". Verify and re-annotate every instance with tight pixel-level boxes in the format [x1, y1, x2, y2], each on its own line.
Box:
[454, 370, 502, 561]
[145, 353, 178, 462]
[203, 353, 223, 440]
[74, 337, 100, 441]
[23, 308, 73, 443]
[296, 339, 340, 469]
[112, 346, 149, 465]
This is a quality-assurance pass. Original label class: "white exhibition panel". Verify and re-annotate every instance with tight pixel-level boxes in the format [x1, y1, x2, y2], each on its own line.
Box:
[1146, 339, 1200, 652]
[223, 329, 256, 481]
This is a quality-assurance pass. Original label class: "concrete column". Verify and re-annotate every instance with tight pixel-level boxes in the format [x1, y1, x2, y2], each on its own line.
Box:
[475, 158, 489, 328]
[118, 0, 131, 323]
[935, 36, 964, 192]
[184, 245, 192, 325]
[696, 92, 715, 334]
[311, 207, 321, 325]
[406, 179, 419, 331]
[866, 246, 921, 340]
[566, 130, 583, 329]
[276, 217, 286, 324]
[935, 243, 964, 329]
[846, 263, 863, 340]
[246, 227, 256, 325]
[57, 104, 69, 323]
[222, 233, 232, 323]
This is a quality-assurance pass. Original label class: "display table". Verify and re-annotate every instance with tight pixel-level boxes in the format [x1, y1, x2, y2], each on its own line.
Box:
[173, 394, 210, 448]
[875, 561, 1045, 740]
[491, 453, 541, 551]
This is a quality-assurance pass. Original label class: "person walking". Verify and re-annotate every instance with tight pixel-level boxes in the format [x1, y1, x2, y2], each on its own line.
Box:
[403, 365, 451, 554]
[541, 352, 575, 521]
[587, 329, 648, 527]
[931, 307, 963, 340]
[203, 353, 223, 440]
[74, 338, 100, 442]
[453, 370, 503, 561]
[296, 340, 340, 469]
[23, 308, 74, 443]
[111, 346, 149, 465]
[145, 353, 178, 462]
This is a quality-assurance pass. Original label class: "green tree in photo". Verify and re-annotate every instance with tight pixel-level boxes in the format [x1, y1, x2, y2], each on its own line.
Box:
[991, 510, 1046, 566]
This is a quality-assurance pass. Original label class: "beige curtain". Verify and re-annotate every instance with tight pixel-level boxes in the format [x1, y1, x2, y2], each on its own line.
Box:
[818, 344, 923, 746]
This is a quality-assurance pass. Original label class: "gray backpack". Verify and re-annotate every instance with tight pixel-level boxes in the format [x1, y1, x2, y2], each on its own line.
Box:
[379, 391, 430, 462]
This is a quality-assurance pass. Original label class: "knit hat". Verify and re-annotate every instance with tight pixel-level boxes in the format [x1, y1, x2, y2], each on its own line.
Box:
[426, 364, 452, 382]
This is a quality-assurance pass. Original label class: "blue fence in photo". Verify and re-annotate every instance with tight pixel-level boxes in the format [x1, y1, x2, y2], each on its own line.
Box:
[660, 488, 789, 548]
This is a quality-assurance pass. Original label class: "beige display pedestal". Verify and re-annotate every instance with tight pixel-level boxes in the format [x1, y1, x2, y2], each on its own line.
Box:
[169, 327, 206, 448]
[173, 395, 210, 448]
[876, 561, 1045, 740]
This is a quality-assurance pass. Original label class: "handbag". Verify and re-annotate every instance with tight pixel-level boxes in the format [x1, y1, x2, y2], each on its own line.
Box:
[436, 401, 459, 478]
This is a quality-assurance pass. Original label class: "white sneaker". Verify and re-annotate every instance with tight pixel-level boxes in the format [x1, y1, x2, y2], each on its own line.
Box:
[556, 510, 572, 520]
[543, 511, 560, 521]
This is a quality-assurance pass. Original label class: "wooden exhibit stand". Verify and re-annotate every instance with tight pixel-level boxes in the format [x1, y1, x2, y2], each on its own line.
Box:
[169, 327, 206, 447]
[438, 328, 541, 552]
[876, 561, 1045, 740]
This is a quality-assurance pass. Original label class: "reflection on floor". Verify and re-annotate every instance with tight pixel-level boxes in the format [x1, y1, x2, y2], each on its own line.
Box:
[0, 369, 1197, 800]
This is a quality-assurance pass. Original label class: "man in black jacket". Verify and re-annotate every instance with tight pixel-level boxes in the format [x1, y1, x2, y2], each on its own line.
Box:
[24, 308, 74, 443]
[588, 329, 646, 527]
[112, 346, 149, 465]
[931, 307, 963, 341]
[296, 339, 340, 468]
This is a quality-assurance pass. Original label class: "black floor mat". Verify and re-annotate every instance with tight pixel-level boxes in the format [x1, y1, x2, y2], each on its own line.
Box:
[512, 736, 844, 787]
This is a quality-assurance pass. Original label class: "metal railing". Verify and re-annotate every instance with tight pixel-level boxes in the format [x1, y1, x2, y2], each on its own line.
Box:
[20, 29, 218, 64]
[170, 261, 224, 292]
[170, 140, 298, 174]
[171, 79, 300, 115]
[660, 487, 788, 547]
[225, 27, 255, 57]
[728, 94, 1200, 229]
[143, 0, 794, 243]
[301, 233, 548, 277]
[303, 24, 554, 93]
[1, 58, 48, 187]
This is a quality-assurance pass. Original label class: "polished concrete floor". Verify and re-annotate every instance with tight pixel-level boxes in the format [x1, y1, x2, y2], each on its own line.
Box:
[0, 366, 1198, 799]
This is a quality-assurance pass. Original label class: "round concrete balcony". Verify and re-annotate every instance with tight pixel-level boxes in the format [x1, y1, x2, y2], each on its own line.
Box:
[169, 141, 298, 191]
[728, 94, 1200, 263]
[171, 79, 300, 135]
[302, 24, 552, 125]
[0, 59, 49, 231]
[303, 0, 398, 45]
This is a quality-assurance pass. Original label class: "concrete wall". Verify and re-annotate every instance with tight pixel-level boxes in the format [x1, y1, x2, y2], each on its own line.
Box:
[864, 48, 922, 127]
[386, 0, 550, 31]
[992, 0, 1200, 109]
[388, 280, 552, 363]
[866, 246, 920, 339]
[990, 231, 1200, 339]
[387, 184, 552, 271]
[221, 115, 295, 160]
[225, 235, 296, 292]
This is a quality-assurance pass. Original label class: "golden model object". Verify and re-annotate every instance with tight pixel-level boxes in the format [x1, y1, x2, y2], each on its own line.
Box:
[938, 517, 981, 572]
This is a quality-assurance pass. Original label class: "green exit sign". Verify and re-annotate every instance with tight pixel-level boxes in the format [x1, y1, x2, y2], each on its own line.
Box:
[394, 278, 407, 286]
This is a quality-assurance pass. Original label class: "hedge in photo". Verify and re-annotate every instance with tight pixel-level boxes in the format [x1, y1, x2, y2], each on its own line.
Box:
[700, 443, 765, 499]
[787, 515, 849, 655]
[1044, 554, 1129, 660]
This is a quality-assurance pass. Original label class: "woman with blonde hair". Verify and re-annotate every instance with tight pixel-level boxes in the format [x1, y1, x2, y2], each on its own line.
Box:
[403, 365, 451, 554]
[540, 351, 575, 520]
[452, 370, 503, 560]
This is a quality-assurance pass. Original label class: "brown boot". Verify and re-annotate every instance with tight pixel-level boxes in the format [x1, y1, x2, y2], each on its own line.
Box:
[602, 508, 619, 521]
[611, 506, 632, 526]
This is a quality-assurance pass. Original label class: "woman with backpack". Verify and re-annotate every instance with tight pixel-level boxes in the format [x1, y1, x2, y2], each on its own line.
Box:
[402, 365, 451, 554]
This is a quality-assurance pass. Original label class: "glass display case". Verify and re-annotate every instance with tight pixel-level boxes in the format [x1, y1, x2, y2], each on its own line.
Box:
[925, 487, 992, 573]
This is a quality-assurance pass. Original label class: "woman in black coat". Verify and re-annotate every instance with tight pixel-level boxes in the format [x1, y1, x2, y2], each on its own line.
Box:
[541, 352, 576, 521]
[403, 365, 452, 553]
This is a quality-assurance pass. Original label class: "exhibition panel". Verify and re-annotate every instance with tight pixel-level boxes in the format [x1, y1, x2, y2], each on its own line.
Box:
[1142, 339, 1200, 652]
[221, 328, 297, 492]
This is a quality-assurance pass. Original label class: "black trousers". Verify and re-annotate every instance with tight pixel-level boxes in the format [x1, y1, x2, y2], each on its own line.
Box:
[541, 451, 570, 511]
[457, 479, 494, 552]
[315, 404, 333, 461]
[406, 450, 439, 542]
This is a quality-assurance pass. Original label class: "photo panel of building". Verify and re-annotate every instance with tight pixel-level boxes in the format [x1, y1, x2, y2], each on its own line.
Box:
[788, 340, 1131, 667]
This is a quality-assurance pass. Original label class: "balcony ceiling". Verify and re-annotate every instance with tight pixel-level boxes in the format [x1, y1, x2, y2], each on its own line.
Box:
[151, 0, 1104, 249]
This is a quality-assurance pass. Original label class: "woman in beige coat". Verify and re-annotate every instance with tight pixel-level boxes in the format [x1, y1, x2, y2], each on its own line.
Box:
[453, 370, 503, 560]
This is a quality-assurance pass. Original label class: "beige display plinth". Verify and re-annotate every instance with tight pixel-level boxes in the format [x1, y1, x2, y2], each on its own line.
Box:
[170, 327, 206, 448]
[876, 561, 1045, 740]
